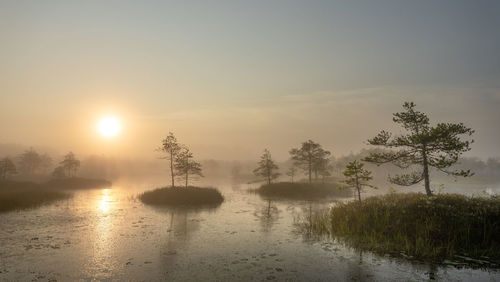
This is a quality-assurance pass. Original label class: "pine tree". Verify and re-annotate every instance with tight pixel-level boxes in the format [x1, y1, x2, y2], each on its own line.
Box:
[159, 132, 182, 187]
[0, 157, 17, 179]
[253, 149, 280, 185]
[343, 160, 375, 202]
[174, 148, 203, 187]
[289, 140, 330, 183]
[364, 102, 474, 196]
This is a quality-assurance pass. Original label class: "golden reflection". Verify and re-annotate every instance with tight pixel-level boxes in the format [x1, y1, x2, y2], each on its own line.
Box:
[98, 188, 113, 213]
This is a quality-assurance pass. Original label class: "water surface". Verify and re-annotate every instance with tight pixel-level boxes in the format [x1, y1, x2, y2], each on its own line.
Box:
[1, 183, 499, 281]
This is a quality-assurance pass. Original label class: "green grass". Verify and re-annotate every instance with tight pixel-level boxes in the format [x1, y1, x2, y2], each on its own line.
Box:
[0, 180, 70, 213]
[254, 182, 351, 200]
[301, 192, 500, 266]
[139, 186, 224, 207]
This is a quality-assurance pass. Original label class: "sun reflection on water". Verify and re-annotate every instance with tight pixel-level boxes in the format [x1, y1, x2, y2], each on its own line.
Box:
[98, 188, 113, 213]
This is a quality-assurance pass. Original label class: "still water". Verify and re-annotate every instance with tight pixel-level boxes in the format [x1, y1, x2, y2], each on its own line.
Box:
[0, 183, 499, 281]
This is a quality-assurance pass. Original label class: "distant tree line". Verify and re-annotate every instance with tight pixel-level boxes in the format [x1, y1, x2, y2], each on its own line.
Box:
[252, 102, 475, 198]
[0, 149, 81, 180]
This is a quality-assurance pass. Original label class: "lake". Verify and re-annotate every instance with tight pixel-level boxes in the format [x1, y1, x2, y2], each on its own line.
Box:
[0, 182, 499, 281]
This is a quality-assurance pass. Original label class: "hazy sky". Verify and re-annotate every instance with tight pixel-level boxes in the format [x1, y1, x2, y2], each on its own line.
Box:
[1, 0, 499, 160]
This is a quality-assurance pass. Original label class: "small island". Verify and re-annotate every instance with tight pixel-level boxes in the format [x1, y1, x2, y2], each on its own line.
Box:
[139, 133, 224, 207]
[0, 151, 111, 213]
[139, 186, 224, 207]
[0, 177, 112, 213]
[250, 148, 351, 200]
[254, 182, 351, 200]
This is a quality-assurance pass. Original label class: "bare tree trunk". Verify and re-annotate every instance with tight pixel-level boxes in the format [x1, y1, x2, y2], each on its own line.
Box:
[170, 149, 175, 187]
[355, 174, 361, 202]
[185, 169, 188, 188]
[422, 149, 432, 196]
[308, 158, 312, 184]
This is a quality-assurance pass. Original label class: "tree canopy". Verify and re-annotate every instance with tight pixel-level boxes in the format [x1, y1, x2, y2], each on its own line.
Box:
[289, 140, 331, 183]
[343, 160, 375, 202]
[174, 147, 203, 187]
[0, 157, 17, 179]
[364, 102, 474, 196]
[253, 149, 280, 185]
[159, 132, 182, 187]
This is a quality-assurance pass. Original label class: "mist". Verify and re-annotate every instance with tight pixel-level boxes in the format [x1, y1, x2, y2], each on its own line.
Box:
[1, 1, 500, 281]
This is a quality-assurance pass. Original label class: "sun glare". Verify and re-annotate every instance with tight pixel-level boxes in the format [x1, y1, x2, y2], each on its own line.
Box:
[98, 117, 121, 137]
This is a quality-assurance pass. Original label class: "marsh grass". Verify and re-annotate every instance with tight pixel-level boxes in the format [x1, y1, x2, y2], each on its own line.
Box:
[301, 193, 500, 266]
[254, 182, 351, 200]
[0, 180, 70, 212]
[139, 186, 224, 207]
[0, 178, 111, 213]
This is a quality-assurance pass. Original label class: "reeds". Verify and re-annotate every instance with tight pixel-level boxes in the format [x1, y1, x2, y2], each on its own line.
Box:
[302, 192, 500, 263]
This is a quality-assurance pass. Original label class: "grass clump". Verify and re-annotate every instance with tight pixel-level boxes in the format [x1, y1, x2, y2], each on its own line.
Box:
[0, 180, 70, 213]
[255, 182, 351, 200]
[303, 192, 500, 265]
[139, 186, 224, 207]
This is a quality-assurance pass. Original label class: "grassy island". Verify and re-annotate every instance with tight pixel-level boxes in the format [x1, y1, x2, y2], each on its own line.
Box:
[0, 178, 112, 213]
[139, 186, 224, 207]
[254, 182, 351, 200]
[302, 192, 500, 266]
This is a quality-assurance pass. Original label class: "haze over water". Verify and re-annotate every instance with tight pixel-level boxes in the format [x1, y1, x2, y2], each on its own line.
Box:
[1, 1, 500, 281]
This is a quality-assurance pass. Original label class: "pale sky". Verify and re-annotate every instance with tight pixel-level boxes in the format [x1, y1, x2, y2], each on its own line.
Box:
[1, 0, 499, 160]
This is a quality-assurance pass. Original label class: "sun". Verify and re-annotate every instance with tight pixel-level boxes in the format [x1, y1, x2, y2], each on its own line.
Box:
[98, 117, 121, 137]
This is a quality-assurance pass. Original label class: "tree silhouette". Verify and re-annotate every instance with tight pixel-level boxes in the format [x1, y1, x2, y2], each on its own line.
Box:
[364, 102, 474, 196]
[286, 164, 298, 183]
[39, 154, 53, 174]
[174, 147, 203, 187]
[52, 166, 66, 178]
[0, 157, 17, 179]
[253, 149, 280, 185]
[159, 132, 182, 187]
[60, 152, 80, 178]
[343, 160, 375, 202]
[317, 157, 333, 183]
[289, 140, 330, 183]
[18, 148, 41, 175]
